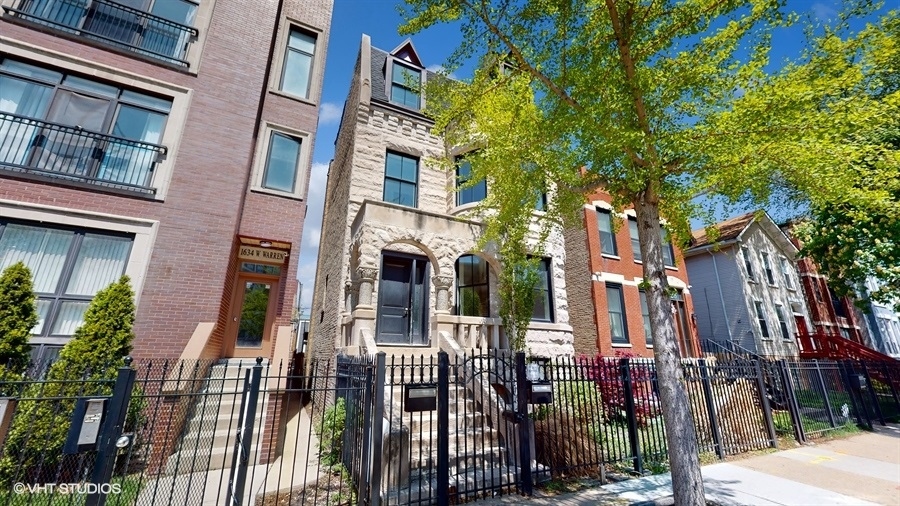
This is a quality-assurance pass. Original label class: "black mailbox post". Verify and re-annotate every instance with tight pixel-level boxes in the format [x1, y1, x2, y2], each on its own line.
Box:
[404, 383, 437, 412]
[527, 380, 553, 404]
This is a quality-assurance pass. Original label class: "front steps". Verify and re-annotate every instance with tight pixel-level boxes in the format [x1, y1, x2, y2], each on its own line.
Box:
[163, 359, 269, 475]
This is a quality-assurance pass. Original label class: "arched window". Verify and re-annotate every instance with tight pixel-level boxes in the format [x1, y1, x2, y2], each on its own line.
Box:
[456, 255, 489, 317]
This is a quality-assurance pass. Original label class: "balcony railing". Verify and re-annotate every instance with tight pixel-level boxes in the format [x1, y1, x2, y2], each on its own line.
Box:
[4, 0, 198, 67]
[0, 112, 166, 194]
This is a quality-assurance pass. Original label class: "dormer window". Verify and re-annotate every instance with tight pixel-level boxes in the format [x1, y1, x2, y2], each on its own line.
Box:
[390, 61, 420, 109]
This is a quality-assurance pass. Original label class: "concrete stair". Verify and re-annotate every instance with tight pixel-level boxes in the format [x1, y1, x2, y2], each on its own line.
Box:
[163, 359, 269, 475]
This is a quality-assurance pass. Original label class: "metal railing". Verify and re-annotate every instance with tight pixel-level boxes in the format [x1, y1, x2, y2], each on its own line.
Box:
[4, 0, 198, 66]
[0, 112, 165, 194]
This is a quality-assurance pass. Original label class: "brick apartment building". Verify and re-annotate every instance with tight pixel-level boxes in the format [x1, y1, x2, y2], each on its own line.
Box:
[780, 222, 867, 343]
[564, 190, 698, 358]
[0, 0, 333, 362]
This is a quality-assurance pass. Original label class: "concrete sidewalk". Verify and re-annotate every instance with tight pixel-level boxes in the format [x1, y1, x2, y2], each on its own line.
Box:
[479, 424, 900, 505]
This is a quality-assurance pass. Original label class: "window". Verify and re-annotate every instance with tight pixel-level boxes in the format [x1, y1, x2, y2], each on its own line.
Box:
[383, 151, 418, 207]
[762, 252, 775, 285]
[597, 209, 617, 256]
[262, 132, 303, 193]
[534, 190, 548, 211]
[390, 61, 421, 109]
[775, 304, 791, 340]
[754, 301, 770, 338]
[606, 283, 628, 344]
[742, 246, 755, 281]
[639, 290, 652, 345]
[660, 227, 676, 267]
[0, 220, 133, 339]
[829, 287, 848, 318]
[780, 258, 795, 289]
[629, 218, 642, 262]
[0, 59, 170, 192]
[12, 0, 198, 65]
[531, 258, 553, 322]
[280, 28, 316, 99]
[456, 158, 486, 206]
[456, 255, 489, 317]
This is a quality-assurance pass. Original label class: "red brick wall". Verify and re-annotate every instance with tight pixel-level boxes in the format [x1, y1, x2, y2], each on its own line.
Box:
[574, 191, 698, 359]
[0, 0, 333, 360]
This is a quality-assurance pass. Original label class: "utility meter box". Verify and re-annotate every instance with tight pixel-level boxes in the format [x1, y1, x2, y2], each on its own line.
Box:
[527, 380, 553, 405]
[63, 397, 108, 454]
[404, 383, 437, 412]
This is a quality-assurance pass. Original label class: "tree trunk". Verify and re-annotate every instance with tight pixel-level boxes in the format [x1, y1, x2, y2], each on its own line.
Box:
[634, 196, 705, 505]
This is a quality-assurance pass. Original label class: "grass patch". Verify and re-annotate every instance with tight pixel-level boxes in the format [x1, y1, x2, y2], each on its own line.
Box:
[0, 474, 142, 506]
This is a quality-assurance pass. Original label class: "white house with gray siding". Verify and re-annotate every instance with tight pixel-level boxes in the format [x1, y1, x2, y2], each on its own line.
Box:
[684, 212, 811, 357]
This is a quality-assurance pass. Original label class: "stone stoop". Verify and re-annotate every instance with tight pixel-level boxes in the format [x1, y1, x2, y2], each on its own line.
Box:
[163, 359, 270, 475]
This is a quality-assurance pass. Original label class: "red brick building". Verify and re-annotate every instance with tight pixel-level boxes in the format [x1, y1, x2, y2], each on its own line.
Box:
[780, 223, 867, 343]
[565, 190, 699, 358]
[0, 0, 333, 362]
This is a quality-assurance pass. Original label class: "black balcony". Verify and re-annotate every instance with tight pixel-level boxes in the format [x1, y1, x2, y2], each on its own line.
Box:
[0, 112, 166, 195]
[4, 0, 198, 67]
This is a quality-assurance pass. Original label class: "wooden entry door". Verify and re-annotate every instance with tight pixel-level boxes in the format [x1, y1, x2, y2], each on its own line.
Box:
[227, 273, 279, 358]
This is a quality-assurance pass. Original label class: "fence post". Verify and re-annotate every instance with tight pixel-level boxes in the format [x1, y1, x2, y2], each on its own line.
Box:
[698, 359, 725, 459]
[777, 359, 805, 443]
[813, 360, 838, 429]
[437, 351, 450, 506]
[753, 360, 778, 449]
[619, 358, 643, 474]
[515, 352, 533, 495]
[358, 359, 375, 504]
[226, 358, 263, 506]
[369, 352, 386, 506]
[881, 362, 900, 410]
[859, 362, 885, 426]
[86, 357, 136, 506]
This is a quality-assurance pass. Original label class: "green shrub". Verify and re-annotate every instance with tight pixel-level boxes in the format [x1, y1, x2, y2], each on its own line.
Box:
[0, 262, 38, 376]
[316, 397, 346, 466]
[0, 276, 136, 485]
[773, 410, 794, 435]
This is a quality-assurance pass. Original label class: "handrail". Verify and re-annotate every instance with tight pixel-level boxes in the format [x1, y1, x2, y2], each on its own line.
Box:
[797, 330, 899, 363]
[0, 112, 164, 194]
[5, 0, 198, 66]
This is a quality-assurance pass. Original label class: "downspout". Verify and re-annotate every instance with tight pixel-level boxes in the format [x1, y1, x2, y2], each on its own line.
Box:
[709, 250, 733, 342]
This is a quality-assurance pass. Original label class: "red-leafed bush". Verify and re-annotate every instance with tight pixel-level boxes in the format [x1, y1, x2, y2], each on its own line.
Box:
[579, 351, 660, 427]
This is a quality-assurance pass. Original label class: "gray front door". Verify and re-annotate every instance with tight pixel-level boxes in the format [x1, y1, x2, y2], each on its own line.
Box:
[376, 253, 429, 345]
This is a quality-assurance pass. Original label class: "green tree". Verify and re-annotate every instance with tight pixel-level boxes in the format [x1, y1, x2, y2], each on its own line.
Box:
[0, 276, 135, 484]
[400, 1, 897, 502]
[0, 262, 38, 376]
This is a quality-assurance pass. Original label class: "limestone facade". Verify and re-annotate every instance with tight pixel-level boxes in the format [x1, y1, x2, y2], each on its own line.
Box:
[308, 35, 574, 361]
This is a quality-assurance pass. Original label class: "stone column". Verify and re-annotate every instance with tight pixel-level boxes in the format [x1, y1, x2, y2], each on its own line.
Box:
[356, 267, 378, 309]
[432, 275, 454, 314]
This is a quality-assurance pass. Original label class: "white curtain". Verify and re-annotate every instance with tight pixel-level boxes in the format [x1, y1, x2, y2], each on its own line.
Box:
[0, 75, 53, 166]
[65, 234, 130, 296]
[50, 300, 90, 335]
[0, 224, 73, 293]
[99, 106, 164, 185]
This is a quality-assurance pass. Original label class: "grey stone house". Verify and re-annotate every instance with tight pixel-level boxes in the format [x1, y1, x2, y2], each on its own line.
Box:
[307, 36, 574, 362]
[684, 211, 811, 357]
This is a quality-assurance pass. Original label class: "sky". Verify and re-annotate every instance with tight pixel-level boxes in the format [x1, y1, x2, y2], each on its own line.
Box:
[295, 0, 892, 316]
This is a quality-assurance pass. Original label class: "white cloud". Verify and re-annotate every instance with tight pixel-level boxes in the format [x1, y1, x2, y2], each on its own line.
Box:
[811, 2, 838, 21]
[426, 64, 457, 80]
[296, 161, 330, 316]
[318, 102, 342, 126]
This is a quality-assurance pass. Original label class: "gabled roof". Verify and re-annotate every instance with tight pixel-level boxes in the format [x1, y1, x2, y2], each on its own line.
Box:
[390, 39, 423, 68]
[690, 212, 756, 248]
[686, 210, 799, 258]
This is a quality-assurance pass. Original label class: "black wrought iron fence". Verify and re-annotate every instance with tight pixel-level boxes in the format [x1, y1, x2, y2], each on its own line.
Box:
[5, 0, 197, 66]
[0, 113, 166, 194]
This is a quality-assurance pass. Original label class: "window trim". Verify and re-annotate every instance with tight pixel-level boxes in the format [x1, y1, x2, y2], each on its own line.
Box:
[606, 282, 629, 344]
[455, 156, 487, 207]
[0, 40, 191, 201]
[531, 257, 554, 323]
[387, 59, 422, 110]
[597, 208, 617, 256]
[455, 254, 490, 317]
[629, 217, 642, 262]
[382, 150, 419, 208]
[761, 252, 776, 285]
[0, 201, 157, 346]
[780, 257, 795, 290]
[742, 246, 756, 281]
[268, 19, 325, 104]
[775, 304, 791, 341]
[639, 289, 652, 346]
[250, 122, 311, 200]
[754, 300, 771, 339]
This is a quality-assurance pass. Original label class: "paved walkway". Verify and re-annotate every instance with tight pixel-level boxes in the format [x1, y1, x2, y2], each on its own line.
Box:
[479, 424, 900, 505]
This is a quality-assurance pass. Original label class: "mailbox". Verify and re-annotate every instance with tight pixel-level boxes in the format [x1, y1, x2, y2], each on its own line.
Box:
[527, 380, 553, 404]
[403, 383, 437, 412]
[63, 397, 108, 454]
